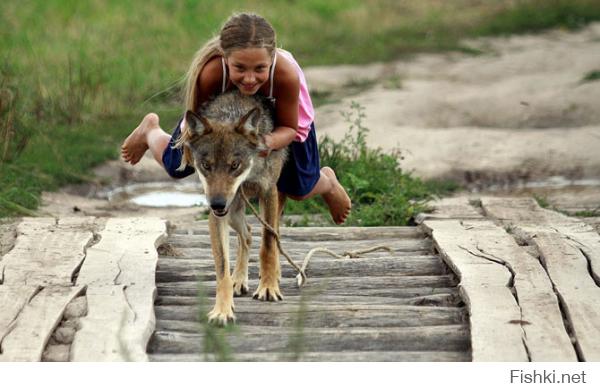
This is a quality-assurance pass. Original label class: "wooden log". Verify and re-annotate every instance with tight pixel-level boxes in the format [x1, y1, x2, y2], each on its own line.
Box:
[154, 304, 466, 328]
[148, 325, 470, 354]
[149, 350, 470, 362]
[0, 286, 84, 361]
[0, 217, 95, 286]
[155, 256, 447, 282]
[76, 217, 167, 287]
[70, 285, 156, 362]
[154, 293, 462, 307]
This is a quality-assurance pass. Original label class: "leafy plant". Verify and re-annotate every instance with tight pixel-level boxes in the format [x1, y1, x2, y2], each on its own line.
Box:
[284, 101, 456, 226]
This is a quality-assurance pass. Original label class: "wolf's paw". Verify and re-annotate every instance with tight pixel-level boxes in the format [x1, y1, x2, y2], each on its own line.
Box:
[253, 281, 283, 302]
[233, 280, 249, 297]
[207, 304, 236, 326]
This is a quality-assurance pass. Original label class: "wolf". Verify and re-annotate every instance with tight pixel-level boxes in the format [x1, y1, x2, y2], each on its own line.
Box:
[180, 90, 287, 325]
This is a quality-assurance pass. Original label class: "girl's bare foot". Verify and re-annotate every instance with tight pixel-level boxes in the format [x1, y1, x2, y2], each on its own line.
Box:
[321, 166, 351, 224]
[121, 113, 159, 165]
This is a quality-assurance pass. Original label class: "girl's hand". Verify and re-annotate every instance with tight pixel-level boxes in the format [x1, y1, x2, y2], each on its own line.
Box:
[258, 134, 273, 158]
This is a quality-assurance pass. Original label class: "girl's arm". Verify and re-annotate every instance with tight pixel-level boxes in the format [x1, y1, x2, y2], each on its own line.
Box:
[263, 70, 300, 152]
[196, 57, 225, 107]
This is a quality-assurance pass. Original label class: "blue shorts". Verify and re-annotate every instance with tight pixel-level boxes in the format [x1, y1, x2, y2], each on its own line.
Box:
[277, 123, 321, 197]
[162, 120, 321, 197]
[162, 119, 195, 179]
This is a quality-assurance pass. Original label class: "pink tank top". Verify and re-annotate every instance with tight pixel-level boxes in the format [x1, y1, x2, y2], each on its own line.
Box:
[277, 49, 315, 142]
[221, 49, 315, 143]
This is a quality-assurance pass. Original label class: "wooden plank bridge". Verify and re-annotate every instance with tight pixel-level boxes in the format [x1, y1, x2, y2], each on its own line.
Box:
[0, 196, 599, 361]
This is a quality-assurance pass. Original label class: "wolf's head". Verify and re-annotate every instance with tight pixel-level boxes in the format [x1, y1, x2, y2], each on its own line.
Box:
[183, 107, 267, 217]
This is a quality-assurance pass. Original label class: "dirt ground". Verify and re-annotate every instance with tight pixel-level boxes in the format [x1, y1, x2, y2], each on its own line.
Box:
[36, 22, 600, 221]
[309, 23, 600, 182]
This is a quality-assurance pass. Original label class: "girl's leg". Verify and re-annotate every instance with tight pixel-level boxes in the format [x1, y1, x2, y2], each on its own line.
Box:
[287, 166, 351, 224]
[121, 113, 171, 166]
[278, 191, 287, 226]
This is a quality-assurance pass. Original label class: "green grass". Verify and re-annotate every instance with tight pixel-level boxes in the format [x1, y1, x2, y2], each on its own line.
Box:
[2, 0, 600, 219]
[582, 70, 600, 83]
[533, 194, 550, 209]
[573, 209, 600, 217]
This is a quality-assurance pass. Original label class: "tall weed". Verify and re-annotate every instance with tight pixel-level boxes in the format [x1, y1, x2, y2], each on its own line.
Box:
[0, 64, 30, 164]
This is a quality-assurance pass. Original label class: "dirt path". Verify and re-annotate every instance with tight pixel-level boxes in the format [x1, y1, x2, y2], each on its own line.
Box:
[309, 23, 600, 183]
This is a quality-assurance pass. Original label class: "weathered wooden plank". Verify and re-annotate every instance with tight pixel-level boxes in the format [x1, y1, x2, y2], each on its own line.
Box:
[155, 304, 465, 328]
[148, 325, 470, 354]
[157, 281, 458, 298]
[168, 247, 431, 259]
[482, 197, 600, 361]
[154, 293, 462, 307]
[422, 220, 530, 361]
[158, 275, 456, 294]
[582, 217, 600, 234]
[149, 350, 470, 362]
[415, 196, 484, 223]
[534, 232, 600, 361]
[459, 284, 528, 361]
[0, 286, 41, 345]
[160, 254, 440, 266]
[0, 217, 95, 286]
[439, 219, 575, 361]
[0, 286, 84, 361]
[172, 226, 425, 240]
[76, 217, 167, 287]
[156, 257, 447, 282]
[165, 235, 431, 253]
[71, 285, 156, 362]
[482, 197, 599, 283]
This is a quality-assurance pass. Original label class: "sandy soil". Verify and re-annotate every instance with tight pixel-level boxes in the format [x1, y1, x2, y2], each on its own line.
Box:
[308, 23, 600, 184]
[36, 23, 600, 220]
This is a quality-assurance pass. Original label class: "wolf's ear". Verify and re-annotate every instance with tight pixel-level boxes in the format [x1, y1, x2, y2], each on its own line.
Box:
[184, 110, 212, 137]
[236, 107, 261, 137]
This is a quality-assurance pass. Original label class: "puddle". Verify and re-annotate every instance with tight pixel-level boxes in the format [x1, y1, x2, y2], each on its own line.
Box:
[102, 181, 208, 208]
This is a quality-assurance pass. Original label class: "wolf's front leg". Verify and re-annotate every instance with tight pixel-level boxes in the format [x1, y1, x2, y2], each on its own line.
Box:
[207, 213, 235, 325]
[228, 197, 251, 296]
[253, 186, 283, 301]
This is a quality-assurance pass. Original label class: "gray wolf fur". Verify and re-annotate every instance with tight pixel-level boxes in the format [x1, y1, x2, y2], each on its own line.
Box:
[182, 90, 287, 325]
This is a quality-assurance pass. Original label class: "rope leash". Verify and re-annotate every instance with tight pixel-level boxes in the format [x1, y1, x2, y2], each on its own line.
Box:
[240, 189, 393, 287]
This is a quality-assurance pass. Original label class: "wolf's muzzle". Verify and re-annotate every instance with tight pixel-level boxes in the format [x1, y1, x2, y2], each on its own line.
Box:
[210, 196, 228, 216]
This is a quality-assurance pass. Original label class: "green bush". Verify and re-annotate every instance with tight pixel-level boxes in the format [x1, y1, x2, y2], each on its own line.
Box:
[284, 102, 458, 226]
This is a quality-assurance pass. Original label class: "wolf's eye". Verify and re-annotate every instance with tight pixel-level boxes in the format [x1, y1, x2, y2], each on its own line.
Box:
[231, 161, 240, 171]
[200, 161, 211, 171]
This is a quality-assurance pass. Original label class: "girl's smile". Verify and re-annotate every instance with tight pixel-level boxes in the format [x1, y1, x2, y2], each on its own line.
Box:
[225, 47, 272, 95]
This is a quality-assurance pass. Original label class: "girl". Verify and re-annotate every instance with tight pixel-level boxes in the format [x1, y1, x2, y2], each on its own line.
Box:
[121, 12, 351, 224]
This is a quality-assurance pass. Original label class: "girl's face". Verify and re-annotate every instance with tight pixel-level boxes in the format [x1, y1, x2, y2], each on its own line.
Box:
[225, 47, 272, 96]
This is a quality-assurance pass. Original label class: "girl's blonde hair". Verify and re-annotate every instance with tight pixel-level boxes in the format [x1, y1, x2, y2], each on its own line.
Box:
[177, 13, 276, 168]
